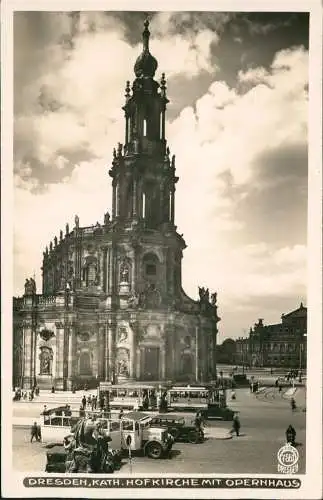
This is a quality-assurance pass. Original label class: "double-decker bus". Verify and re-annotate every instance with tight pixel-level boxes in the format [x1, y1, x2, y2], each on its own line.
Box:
[98, 382, 163, 411]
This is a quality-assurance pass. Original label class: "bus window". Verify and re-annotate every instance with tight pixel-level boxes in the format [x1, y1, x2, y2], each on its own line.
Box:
[111, 389, 118, 397]
[110, 421, 121, 432]
[122, 420, 134, 431]
[118, 390, 127, 397]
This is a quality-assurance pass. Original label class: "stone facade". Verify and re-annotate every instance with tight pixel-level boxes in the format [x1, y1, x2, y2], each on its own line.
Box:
[247, 303, 307, 368]
[13, 20, 220, 390]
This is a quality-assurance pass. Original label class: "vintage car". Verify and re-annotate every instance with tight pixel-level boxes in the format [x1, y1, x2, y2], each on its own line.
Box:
[149, 413, 204, 444]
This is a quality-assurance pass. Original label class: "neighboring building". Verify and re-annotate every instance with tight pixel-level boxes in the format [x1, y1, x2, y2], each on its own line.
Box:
[13, 20, 220, 390]
[233, 337, 249, 366]
[249, 303, 307, 368]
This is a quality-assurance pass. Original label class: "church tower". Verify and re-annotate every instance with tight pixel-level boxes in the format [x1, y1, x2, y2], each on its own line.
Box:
[108, 19, 184, 312]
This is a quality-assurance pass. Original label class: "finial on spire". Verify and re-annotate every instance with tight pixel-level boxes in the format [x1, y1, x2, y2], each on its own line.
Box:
[143, 18, 150, 51]
[125, 80, 131, 100]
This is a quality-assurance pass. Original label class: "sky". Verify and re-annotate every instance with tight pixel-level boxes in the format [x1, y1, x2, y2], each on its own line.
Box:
[13, 10, 309, 341]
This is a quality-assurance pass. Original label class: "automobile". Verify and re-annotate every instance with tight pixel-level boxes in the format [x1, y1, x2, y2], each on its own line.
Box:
[149, 413, 204, 444]
[205, 404, 234, 421]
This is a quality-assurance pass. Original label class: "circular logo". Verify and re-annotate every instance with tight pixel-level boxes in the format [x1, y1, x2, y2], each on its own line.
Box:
[277, 444, 299, 467]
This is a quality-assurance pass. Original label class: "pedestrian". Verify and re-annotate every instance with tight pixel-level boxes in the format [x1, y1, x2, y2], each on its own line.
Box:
[291, 398, 296, 411]
[30, 422, 38, 442]
[232, 413, 241, 437]
[82, 395, 86, 410]
[94, 396, 97, 410]
[286, 424, 296, 446]
[36, 424, 42, 442]
[51, 385, 55, 393]
[118, 408, 124, 419]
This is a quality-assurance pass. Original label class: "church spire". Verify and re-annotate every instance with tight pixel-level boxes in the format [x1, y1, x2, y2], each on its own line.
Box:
[134, 18, 158, 78]
[142, 18, 150, 52]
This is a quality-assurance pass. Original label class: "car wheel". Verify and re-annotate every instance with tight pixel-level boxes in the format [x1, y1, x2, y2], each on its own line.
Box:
[146, 441, 163, 459]
[188, 430, 200, 444]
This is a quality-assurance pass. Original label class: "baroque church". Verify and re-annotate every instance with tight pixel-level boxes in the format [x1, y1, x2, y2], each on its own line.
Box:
[13, 20, 220, 390]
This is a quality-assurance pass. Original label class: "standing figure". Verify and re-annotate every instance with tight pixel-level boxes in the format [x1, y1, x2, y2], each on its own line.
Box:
[232, 413, 241, 437]
[286, 424, 296, 446]
[30, 422, 38, 443]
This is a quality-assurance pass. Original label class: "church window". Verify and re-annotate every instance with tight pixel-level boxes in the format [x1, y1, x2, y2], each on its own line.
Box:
[142, 192, 146, 218]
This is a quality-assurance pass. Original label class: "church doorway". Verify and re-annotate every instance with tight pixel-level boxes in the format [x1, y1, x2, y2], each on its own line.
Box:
[143, 347, 160, 380]
[79, 352, 92, 376]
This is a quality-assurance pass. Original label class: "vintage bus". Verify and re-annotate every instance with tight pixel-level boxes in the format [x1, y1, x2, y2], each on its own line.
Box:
[98, 383, 164, 411]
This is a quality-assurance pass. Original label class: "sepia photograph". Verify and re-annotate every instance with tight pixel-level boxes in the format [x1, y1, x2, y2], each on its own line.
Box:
[1, 1, 322, 499]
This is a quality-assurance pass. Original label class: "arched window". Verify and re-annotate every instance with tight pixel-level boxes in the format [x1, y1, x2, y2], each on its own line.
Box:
[79, 352, 92, 375]
[142, 192, 146, 218]
[143, 119, 147, 137]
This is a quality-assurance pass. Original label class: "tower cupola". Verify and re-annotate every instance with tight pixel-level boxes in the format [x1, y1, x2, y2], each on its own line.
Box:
[134, 19, 158, 78]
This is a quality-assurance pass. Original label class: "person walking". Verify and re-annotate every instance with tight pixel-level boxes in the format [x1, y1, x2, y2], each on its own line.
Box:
[232, 413, 241, 437]
[290, 397, 297, 411]
[81, 395, 86, 410]
[30, 422, 38, 443]
[286, 424, 296, 446]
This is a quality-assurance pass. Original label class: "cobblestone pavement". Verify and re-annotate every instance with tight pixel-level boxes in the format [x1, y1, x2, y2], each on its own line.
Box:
[12, 388, 306, 474]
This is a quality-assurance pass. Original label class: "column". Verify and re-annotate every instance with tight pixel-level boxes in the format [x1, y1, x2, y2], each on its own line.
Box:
[136, 347, 141, 379]
[170, 188, 175, 223]
[112, 182, 117, 219]
[129, 320, 136, 379]
[67, 326, 74, 389]
[195, 324, 199, 383]
[132, 179, 137, 217]
[107, 320, 116, 383]
[22, 320, 33, 389]
[55, 321, 64, 389]
[160, 345, 166, 380]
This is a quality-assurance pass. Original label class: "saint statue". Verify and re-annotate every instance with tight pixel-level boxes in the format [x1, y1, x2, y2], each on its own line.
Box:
[104, 211, 110, 225]
[40, 349, 52, 375]
[75, 214, 79, 228]
[211, 292, 217, 306]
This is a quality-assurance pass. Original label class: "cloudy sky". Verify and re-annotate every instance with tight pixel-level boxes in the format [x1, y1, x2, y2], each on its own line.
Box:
[13, 10, 309, 340]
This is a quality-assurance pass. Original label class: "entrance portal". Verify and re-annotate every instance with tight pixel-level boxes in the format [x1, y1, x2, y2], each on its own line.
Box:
[143, 347, 160, 380]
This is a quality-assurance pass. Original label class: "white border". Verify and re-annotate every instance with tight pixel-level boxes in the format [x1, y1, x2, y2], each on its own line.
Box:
[1, 0, 322, 498]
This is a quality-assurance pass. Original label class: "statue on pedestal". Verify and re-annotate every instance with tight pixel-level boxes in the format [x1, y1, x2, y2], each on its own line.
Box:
[24, 277, 36, 296]
[75, 214, 79, 229]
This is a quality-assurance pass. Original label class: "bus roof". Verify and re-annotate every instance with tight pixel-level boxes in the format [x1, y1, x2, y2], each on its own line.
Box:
[169, 386, 208, 391]
[99, 383, 156, 390]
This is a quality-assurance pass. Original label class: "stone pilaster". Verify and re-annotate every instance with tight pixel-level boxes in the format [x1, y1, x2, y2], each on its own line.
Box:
[67, 326, 76, 389]
[55, 321, 64, 389]
[22, 319, 33, 389]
